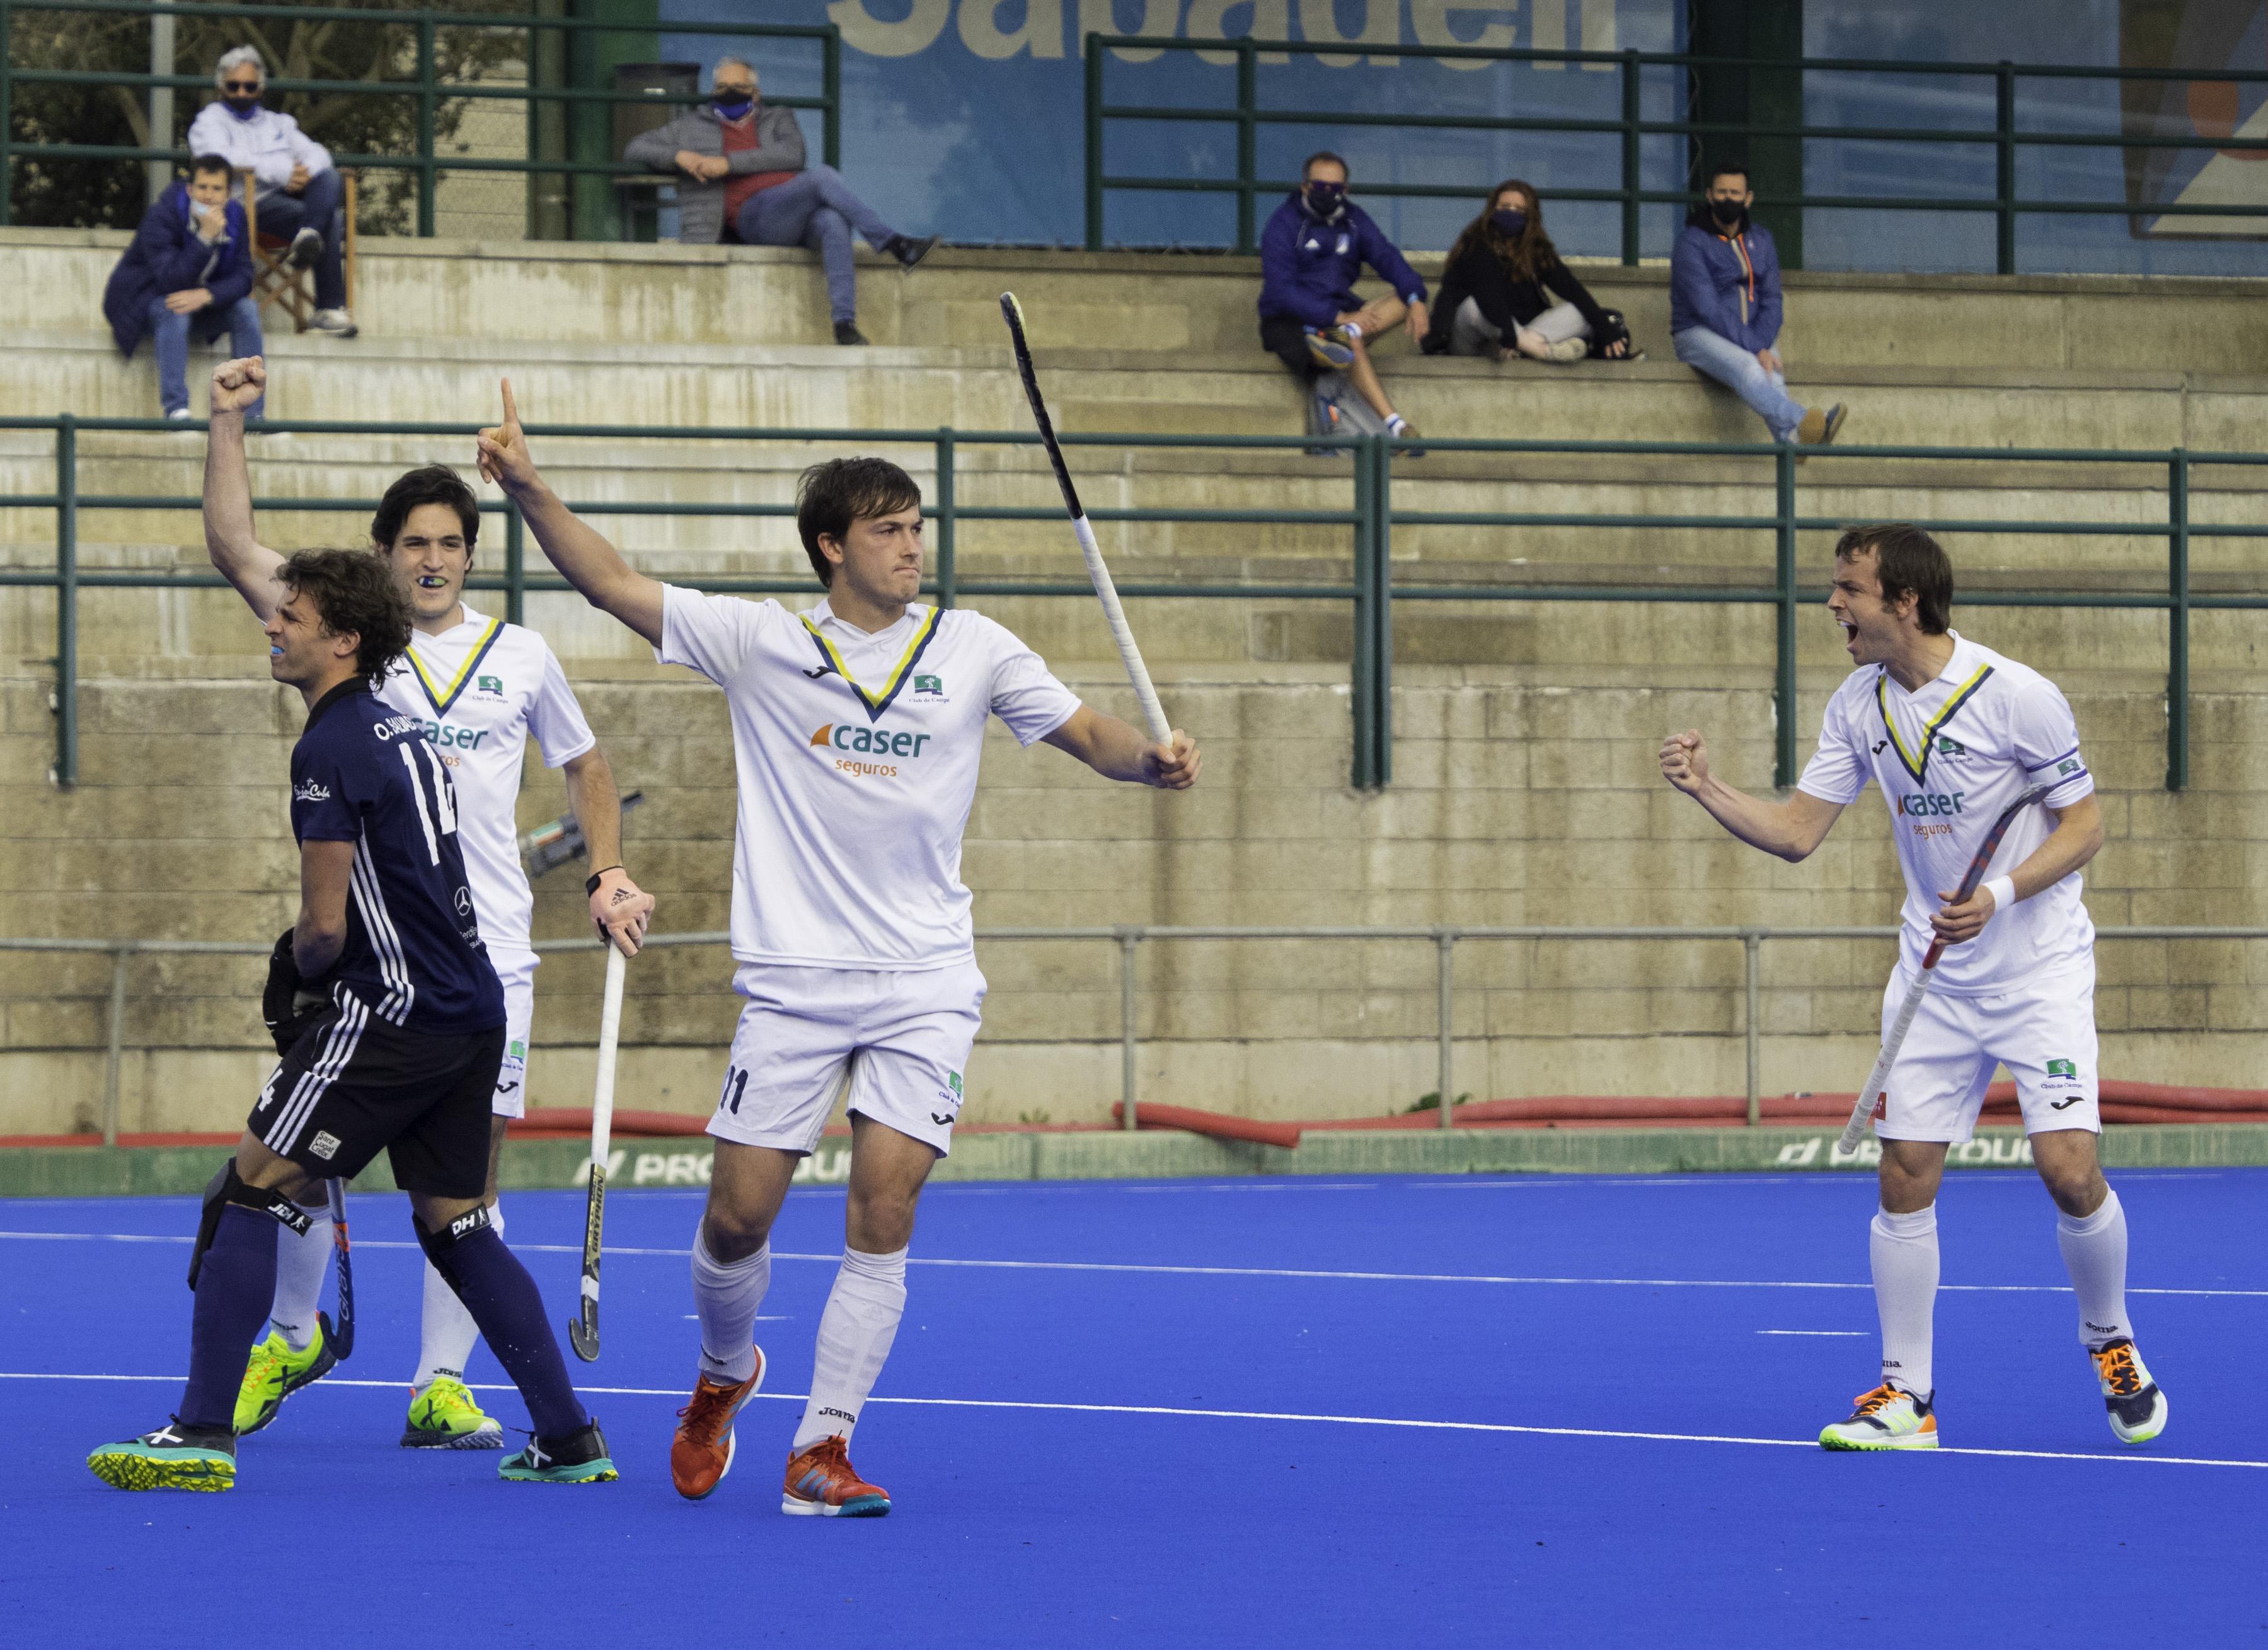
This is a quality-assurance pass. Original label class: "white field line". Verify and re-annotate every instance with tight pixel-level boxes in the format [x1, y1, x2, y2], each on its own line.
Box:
[1756, 1329, 1872, 1337]
[1, 1228, 2262, 1297]
[26, 1370, 2263, 1471]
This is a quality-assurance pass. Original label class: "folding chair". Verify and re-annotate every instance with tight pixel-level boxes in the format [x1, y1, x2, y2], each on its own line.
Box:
[241, 168, 357, 332]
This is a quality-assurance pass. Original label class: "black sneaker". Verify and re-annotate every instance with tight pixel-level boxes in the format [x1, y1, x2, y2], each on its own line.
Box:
[287, 227, 323, 271]
[88, 1417, 238, 1491]
[834, 321, 870, 347]
[2091, 1339, 2169, 1445]
[886, 234, 940, 270]
[499, 1417, 619, 1484]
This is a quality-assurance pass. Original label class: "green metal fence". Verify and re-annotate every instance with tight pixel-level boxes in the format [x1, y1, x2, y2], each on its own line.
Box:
[0, 0, 839, 236]
[1083, 34, 2268, 268]
[4, 414, 2264, 793]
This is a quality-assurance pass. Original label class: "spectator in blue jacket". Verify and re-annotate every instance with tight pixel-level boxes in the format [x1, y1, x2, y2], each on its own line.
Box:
[1670, 161, 1843, 447]
[102, 154, 264, 422]
[1258, 153, 1430, 442]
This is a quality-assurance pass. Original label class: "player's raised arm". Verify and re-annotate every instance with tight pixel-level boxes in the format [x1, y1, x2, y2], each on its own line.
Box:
[1660, 727, 1842, 862]
[1042, 703, 1200, 789]
[476, 378, 665, 647]
[204, 357, 288, 621]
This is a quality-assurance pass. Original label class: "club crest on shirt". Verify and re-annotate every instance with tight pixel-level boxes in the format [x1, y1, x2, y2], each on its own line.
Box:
[475, 674, 506, 699]
[911, 673, 949, 703]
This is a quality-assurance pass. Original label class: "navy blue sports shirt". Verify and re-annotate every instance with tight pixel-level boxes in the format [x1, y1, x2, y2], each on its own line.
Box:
[290, 681, 505, 1036]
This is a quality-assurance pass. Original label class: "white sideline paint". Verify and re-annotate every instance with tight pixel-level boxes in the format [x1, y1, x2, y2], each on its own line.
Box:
[23, 1371, 2264, 1471]
[1, 1228, 2263, 1297]
[1756, 1329, 1872, 1337]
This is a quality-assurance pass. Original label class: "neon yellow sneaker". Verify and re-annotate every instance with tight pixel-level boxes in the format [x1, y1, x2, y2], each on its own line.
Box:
[402, 1376, 505, 1450]
[234, 1312, 337, 1436]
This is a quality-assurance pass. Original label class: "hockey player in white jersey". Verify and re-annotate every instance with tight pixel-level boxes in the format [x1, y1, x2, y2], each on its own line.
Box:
[1660, 524, 2167, 1452]
[201, 356, 655, 1449]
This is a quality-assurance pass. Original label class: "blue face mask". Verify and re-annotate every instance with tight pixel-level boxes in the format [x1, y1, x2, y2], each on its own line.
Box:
[711, 92, 754, 120]
[1303, 181, 1347, 219]
[1492, 209, 1527, 238]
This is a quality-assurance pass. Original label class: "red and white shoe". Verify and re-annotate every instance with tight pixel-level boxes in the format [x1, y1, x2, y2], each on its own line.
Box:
[781, 1434, 891, 1517]
[669, 1348, 765, 1501]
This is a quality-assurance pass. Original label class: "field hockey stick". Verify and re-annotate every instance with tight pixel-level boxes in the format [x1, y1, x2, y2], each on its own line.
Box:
[568, 943, 626, 1362]
[1837, 783, 2052, 1153]
[998, 292, 1173, 746]
[325, 1177, 354, 1359]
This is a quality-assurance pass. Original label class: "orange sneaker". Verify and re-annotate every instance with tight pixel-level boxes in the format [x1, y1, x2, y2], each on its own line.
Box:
[670, 1348, 766, 1501]
[781, 1434, 891, 1518]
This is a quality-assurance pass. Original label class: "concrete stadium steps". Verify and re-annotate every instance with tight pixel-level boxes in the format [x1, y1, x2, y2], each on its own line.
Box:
[13, 229, 2268, 374]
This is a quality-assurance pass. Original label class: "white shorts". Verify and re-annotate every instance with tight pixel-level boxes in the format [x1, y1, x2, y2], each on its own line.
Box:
[705, 959, 985, 1158]
[489, 947, 538, 1120]
[1875, 961, 2100, 1143]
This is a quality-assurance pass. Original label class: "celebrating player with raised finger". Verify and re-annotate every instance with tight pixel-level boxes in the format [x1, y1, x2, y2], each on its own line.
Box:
[1661, 523, 2164, 1453]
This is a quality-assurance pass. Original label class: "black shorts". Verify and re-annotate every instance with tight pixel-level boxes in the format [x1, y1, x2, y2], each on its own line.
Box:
[250, 1006, 505, 1198]
[1260, 312, 1323, 384]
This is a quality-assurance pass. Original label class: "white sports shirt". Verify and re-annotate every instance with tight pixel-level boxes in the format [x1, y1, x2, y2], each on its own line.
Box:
[376, 603, 596, 953]
[1797, 630, 2096, 995]
[656, 589, 1083, 970]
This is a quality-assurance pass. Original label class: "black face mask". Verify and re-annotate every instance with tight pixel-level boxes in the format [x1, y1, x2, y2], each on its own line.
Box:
[1303, 182, 1347, 219]
[711, 91, 754, 119]
[1492, 209, 1527, 238]
[222, 89, 262, 117]
[1709, 197, 1746, 228]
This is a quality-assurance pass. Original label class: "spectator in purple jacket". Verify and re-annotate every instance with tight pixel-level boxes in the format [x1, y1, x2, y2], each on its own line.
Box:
[1258, 153, 1429, 442]
[1670, 161, 1843, 447]
[101, 154, 264, 422]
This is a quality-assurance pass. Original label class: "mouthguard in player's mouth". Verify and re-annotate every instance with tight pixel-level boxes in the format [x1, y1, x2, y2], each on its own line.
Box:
[417, 576, 449, 588]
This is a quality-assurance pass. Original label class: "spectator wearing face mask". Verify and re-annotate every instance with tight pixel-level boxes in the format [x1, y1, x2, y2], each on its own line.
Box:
[1423, 179, 1634, 364]
[1257, 151, 1430, 443]
[625, 54, 939, 346]
[185, 45, 354, 336]
[102, 153, 264, 422]
[1670, 159, 1843, 447]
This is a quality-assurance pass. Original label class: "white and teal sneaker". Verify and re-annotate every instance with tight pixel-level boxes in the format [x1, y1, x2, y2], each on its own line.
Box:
[1819, 1384, 1939, 1451]
[88, 1418, 237, 1491]
[2091, 1339, 2168, 1445]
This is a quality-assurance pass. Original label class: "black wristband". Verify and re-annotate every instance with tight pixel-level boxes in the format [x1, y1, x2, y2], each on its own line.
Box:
[585, 865, 623, 896]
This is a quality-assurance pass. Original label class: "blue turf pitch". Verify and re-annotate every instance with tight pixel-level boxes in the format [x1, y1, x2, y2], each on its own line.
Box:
[2, 1169, 2261, 1647]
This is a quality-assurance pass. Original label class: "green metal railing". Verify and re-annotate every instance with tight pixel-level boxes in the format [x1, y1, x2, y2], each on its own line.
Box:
[5, 415, 2265, 793]
[1084, 35, 2268, 268]
[0, 0, 839, 236]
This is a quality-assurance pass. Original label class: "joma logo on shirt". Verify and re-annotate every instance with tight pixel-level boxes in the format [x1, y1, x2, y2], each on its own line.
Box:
[1896, 791, 1966, 817]
[809, 724, 932, 758]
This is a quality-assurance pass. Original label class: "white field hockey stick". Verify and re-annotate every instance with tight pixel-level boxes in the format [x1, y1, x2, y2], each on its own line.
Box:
[568, 943, 626, 1361]
[1837, 783, 2051, 1153]
[998, 292, 1173, 745]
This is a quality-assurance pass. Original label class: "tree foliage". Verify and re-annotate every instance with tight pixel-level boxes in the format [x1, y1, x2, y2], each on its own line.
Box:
[7, 1, 530, 233]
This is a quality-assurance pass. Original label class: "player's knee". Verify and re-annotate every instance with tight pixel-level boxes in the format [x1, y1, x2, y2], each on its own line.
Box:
[188, 1160, 317, 1288]
[846, 1188, 918, 1252]
[701, 1201, 774, 1264]
[413, 1200, 493, 1288]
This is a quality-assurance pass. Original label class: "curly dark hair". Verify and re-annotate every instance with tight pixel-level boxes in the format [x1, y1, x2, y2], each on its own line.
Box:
[795, 457, 923, 588]
[1448, 178, 1560, 285]
[279, 548, 413, 688]
[370, 464, 480, 560]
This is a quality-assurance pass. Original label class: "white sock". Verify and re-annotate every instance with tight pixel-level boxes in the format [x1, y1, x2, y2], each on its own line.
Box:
[793, 1245, 908, 1451]
[691, 1226, 771, 1386]
[2057, 1189, 2131, 1350]
[1342, 321, 1362, 341]
[268, 1203, 332, 1352]
[1870, 1204, 1939, 1397]
[1385, 414, 1407, 434]
[413, 1200, 500, 1393]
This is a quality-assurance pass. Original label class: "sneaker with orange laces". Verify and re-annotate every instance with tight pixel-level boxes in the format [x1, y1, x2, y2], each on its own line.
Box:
[2090, 1338, 2168, 1445]
[781, 1434, 891, 1518]
[1819, 1383, 1938, 1450]
[670, 1347, 766, 1501]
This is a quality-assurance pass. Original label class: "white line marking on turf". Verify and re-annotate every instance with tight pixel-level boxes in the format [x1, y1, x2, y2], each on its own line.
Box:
[25, 1371, 2262, 1470]
[1756, 1329, 1871, 1337]
[2, 1229, 2262, 1297]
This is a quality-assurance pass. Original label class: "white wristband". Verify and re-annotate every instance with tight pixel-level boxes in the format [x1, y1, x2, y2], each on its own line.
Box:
[1982, 876, 2016, 919]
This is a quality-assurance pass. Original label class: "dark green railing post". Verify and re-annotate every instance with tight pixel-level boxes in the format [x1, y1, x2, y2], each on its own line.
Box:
[504, 500, 525, 626]
[1235, 37, 1257, 255]
[1373, 432, 1394, 787]
[1, 0, 14, 228]
[821, 26, 841, 170]
[1995, 61, 2017, 275]
[1620, 47, 1641, 265]
[1773, 441, 1798, 788]
[416, 14, 438, 236]
[54, 415, 78, 789]
[933, 427, 957, 608]
[1084, 33, 1105, 251]
[1350, 437, 1376, 789]
[2167, 449, 2189, 792]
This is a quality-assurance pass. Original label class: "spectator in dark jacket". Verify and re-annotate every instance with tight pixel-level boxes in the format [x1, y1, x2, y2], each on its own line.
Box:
[1669, 161, 1843, 446]
[102, 154, 263, 422]
[1258, 152, 1429, 441]
[625, 55, 938, 345]
[1423, 180, 1633, 363]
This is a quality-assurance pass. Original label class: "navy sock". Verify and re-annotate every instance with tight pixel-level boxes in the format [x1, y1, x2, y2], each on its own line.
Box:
[435, 1226, 587, 1440]
[180, 1204, 280, 1429]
